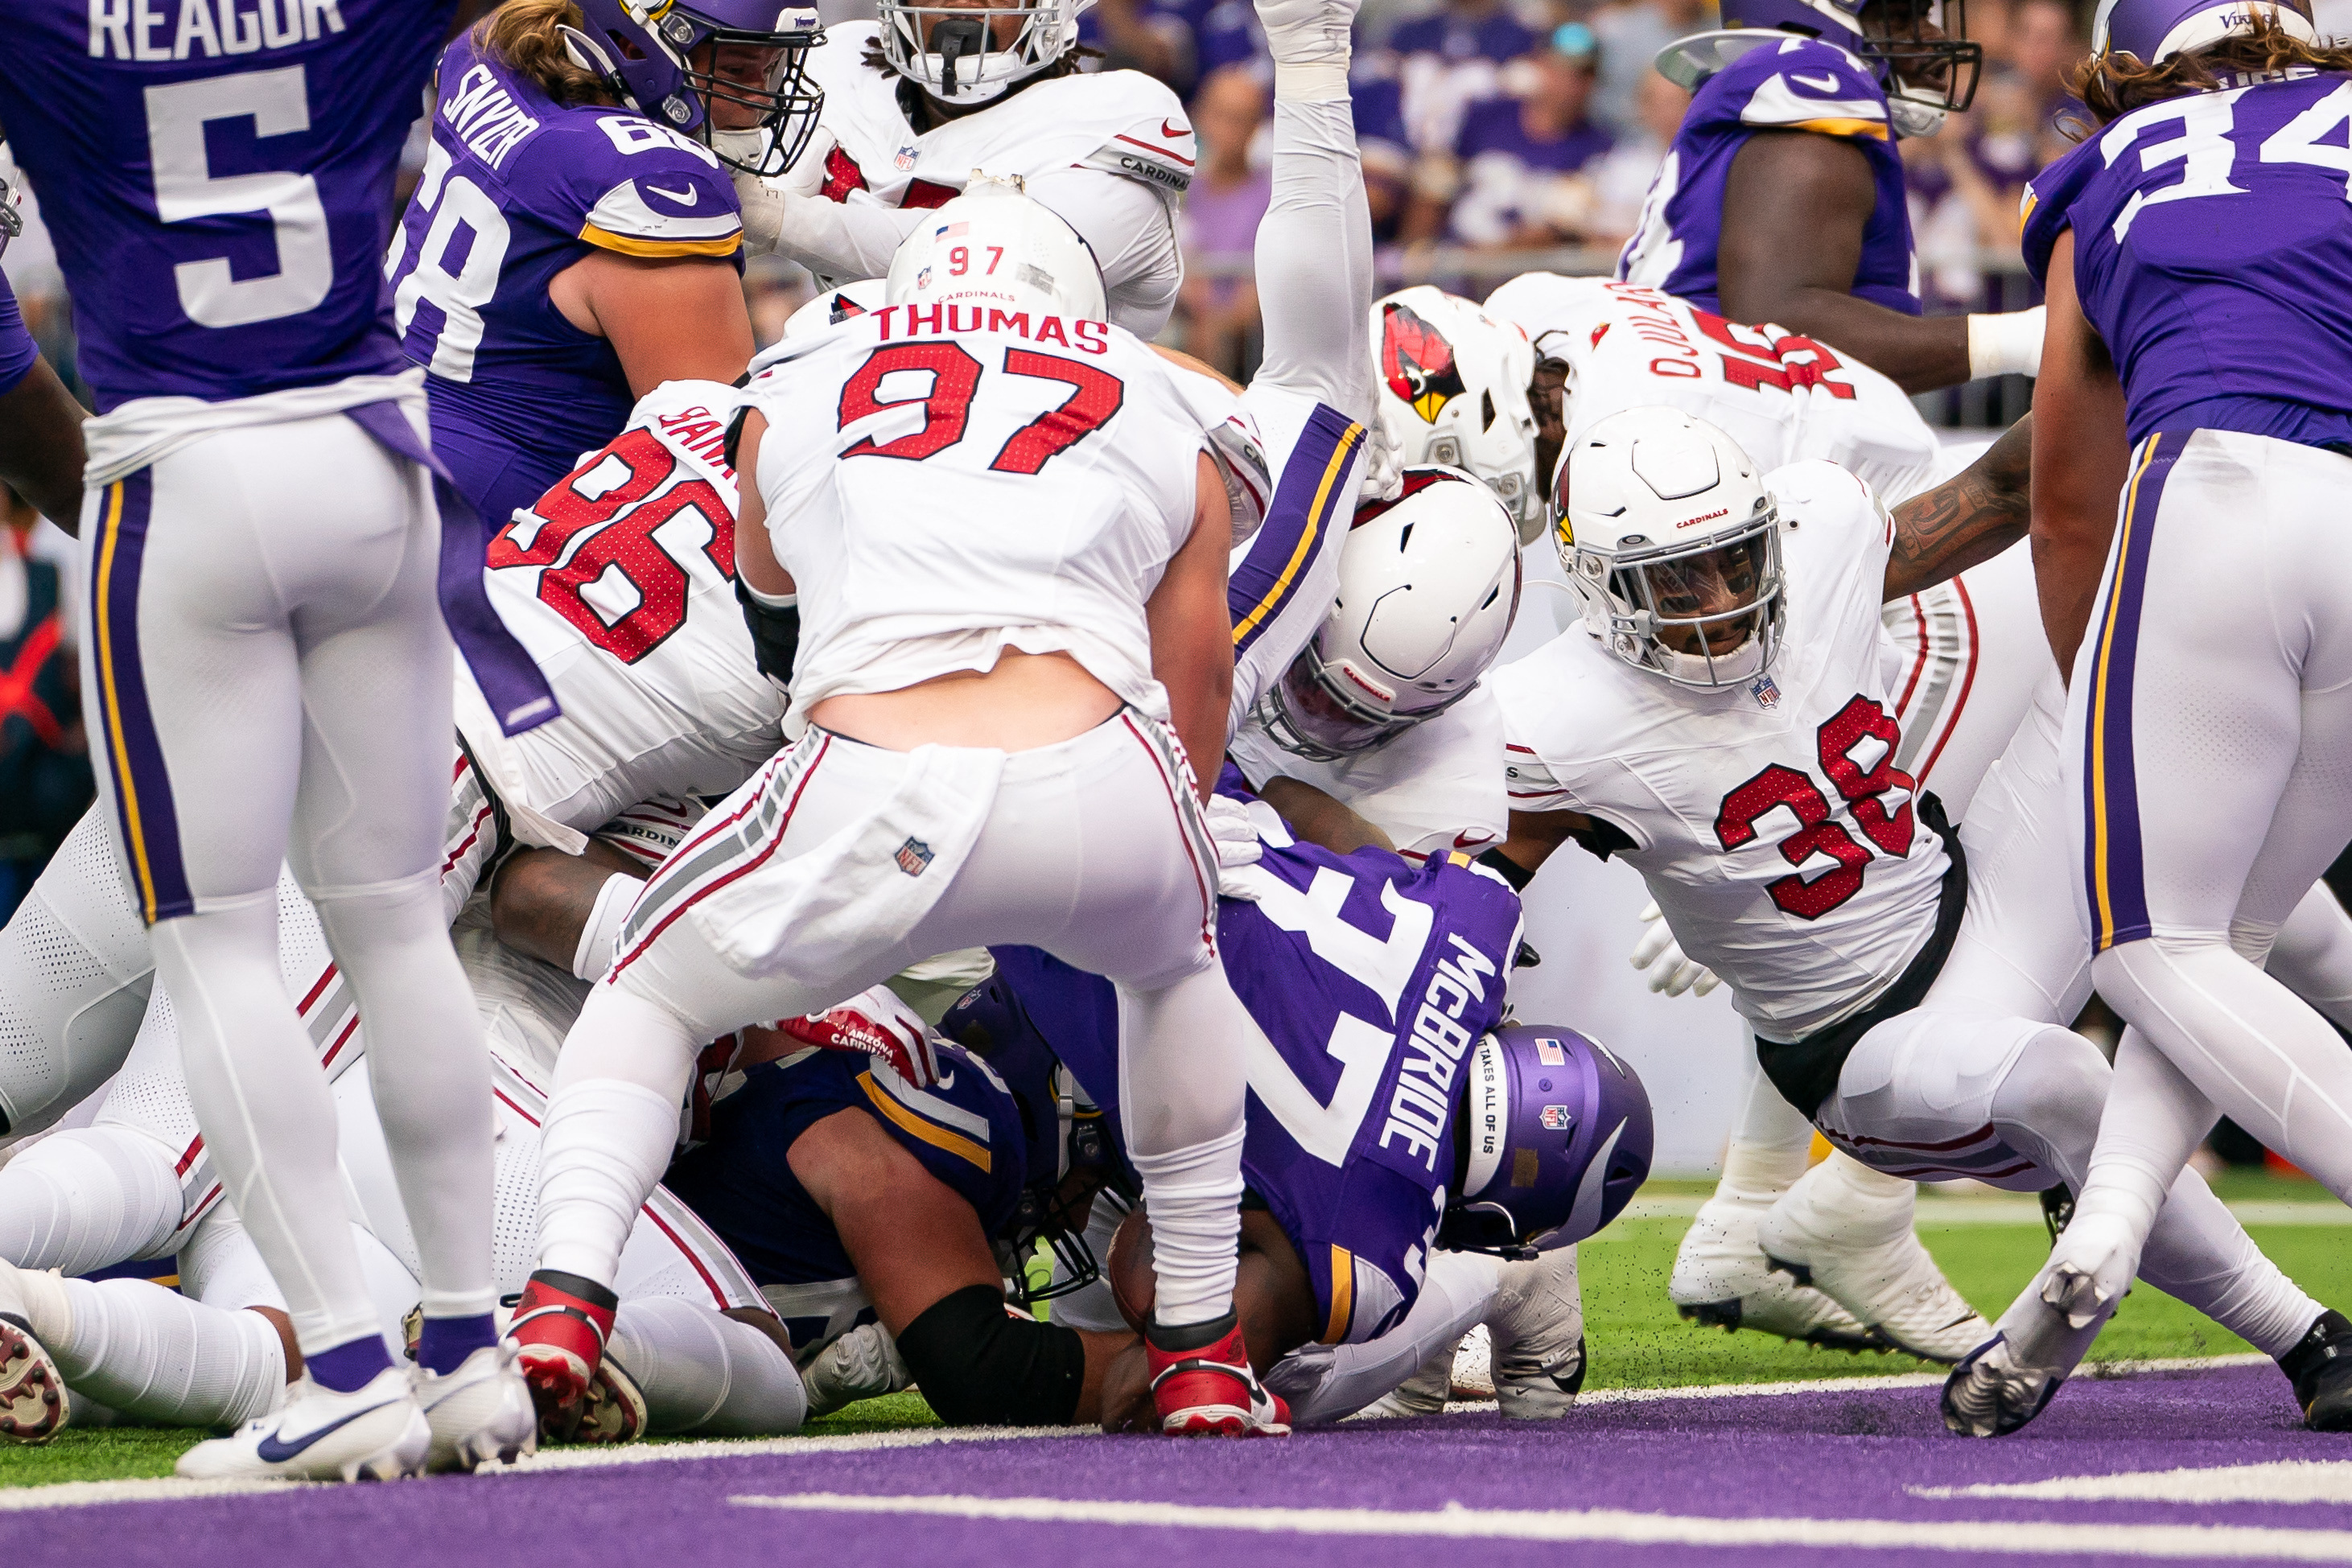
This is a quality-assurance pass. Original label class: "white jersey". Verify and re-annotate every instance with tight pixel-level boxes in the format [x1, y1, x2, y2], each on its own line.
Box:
[747, 307, 1206, 726]
[1230, 685, 1507, 859]
[1490, 461, 1950, 1042]
[458, 381, 785, 843]
[1483, 274, 1940, 503]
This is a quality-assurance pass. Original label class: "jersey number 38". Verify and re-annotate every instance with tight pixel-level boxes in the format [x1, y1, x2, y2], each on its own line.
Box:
[1713, 694, 1915, 920]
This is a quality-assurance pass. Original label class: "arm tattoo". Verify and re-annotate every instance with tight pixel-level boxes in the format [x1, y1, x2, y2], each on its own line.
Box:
[1884, 415, 2034, 599]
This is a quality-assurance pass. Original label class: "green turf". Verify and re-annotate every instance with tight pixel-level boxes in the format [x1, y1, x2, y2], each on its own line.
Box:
[4, 1183, 2340, 1488]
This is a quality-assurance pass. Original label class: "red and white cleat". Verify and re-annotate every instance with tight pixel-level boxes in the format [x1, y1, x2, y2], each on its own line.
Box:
[1147, 1313, 1291, 1438]
[505, 1270, 616, 1443]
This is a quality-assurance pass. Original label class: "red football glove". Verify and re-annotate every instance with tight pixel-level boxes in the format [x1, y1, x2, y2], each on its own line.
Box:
[778, 985, 941, 1089]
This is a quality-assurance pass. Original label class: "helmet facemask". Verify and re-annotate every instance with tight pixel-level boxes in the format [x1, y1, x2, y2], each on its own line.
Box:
[879, 0, 1085, 105]
[562, 2, 826, 176]
[1565, 503, 1786, 689]
[690, 30, 828, 177]
[1255, 646, 1441, 761]
[1856, 0, 1983, 135]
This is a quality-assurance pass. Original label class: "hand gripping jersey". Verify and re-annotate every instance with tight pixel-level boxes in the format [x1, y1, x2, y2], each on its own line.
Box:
[743, 306, 1206, 726]
[388, 31, 745, 533]
[991, 805, 1525, 1346]
[809, 25, 1196, 213]
[0, 0, 448, 410]
[662, 1043, 1026, 1354]
[462, 380, 783, 837]
[1485, 273, 1939, 502]
[1492, 461, 1950, 1043]
[2022, 72, 2352, 447]
[1227, 685, 1509, 860]
[1616, 37, 1920, 319]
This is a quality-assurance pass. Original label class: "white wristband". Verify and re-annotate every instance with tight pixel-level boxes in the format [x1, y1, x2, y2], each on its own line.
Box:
[1273, 60, 1352, 101]
[740, 580, 797, 611]
[571, 873, 643, 982]
[1967, 306, 2046, 381]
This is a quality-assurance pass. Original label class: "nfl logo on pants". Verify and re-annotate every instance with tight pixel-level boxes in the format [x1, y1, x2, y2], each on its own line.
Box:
[895, 837, 933, 877]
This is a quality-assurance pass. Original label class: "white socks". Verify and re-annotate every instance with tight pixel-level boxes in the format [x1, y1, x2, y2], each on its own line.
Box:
[534, 1080, 681, 1287]
[23, 1270, 286, 1430]
[0, 1126, 183, 1274]
[1127, 1126, 1246, 1328]
[608, 1297, 806, 1436]
[1118, 965, 1254, 1329]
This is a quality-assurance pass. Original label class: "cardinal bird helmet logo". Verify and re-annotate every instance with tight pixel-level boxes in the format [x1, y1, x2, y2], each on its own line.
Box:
[1381, 300, 1467, 424]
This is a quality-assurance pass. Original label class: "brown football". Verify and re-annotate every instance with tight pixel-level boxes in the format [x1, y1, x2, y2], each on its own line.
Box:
[1105, 1207, 1154, 1334]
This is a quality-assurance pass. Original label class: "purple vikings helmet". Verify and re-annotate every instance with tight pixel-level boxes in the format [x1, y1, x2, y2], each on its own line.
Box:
[941, 971, 1135, 1305]
[1661, 0, 1982, 136]
[2090, 0, 2314, 61]
[1440, 1025, 1654, 1258]
[562, 0, 827, 175]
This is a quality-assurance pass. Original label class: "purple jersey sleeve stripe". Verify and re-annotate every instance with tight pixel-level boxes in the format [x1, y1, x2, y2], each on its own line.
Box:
[1229, 405, 1364, 657]
[577, 223, 743, 258]
[89, 471, 194, 926]
[2082, 431, 2177, 954]
[0, 275, 39, 397]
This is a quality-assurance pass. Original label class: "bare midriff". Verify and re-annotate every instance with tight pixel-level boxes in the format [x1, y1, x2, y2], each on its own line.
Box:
[808, 648, 1122, 752]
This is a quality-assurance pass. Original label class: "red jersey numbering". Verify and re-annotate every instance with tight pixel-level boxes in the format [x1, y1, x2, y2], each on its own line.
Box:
[1714, 693, 1916, 920]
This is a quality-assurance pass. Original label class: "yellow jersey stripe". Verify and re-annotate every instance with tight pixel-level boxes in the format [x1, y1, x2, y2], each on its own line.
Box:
[1791, 117, 1891, 140]
[93, 481, 158, 923]
[1230, 422, 1363, 648]
[2090, 434, 2162, 949]
[858, 1071, 991, 1173]
[577, 223, 743, 259]
[1323, 1244, 1355, 1344]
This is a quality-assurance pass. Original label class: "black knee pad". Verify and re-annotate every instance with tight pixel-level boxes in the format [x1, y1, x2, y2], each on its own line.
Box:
[896, 1284, 1086, 1427]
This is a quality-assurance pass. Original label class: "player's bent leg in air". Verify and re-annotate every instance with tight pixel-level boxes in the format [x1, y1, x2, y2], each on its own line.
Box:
[0, 806, 158, 1141]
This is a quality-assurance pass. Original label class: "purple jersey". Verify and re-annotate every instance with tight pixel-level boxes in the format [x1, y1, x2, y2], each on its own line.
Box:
[663, 1042, 1024, 1352]
[995, 797, 1526, 1345]
[0, 271, 37, 396]
[388, 33, 744, 531]
[0, 0, 448, 411]
[1617, 37, 1918, 316]
[2022, 72, 2352, 447]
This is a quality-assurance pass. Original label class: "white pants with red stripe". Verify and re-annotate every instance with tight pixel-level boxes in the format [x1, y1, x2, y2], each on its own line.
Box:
[542, 710, 1257, 1328]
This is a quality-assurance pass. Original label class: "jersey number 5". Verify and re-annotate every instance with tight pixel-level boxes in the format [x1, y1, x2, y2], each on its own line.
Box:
[1713, 694, 1915, 920]
[837, 343, 1126, 472]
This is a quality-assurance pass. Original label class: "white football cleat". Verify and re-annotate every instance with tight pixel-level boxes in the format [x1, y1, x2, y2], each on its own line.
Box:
[1450, 1323, 1496, 1400]
[416, 1341, 538, 1471]
[1671, 1195, 1887, 1352]
[0, 1260, 68, 1444]
[1489, 1248, 1586, 1420]
[175, 1368, 430, 1482]
[1756, 1154, 1992, 1364]
[1942, 1212, 2137, 1437]
[1358, 1343, 1451, 1418]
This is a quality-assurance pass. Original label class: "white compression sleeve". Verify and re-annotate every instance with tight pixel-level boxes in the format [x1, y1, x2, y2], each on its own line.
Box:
[772, 192, 927, 285]
[608, 1296, 808, 1436]
[47, 1276, 286, 1430]
[534, 986, 699, 1290]
[0, 1126, 183, 1274]
[1250, 98, 1372, 418]
[1022, 168, 1184, 339]
[1265, 1249, 1503, 1426]
[1118, 965, 1253, 1327]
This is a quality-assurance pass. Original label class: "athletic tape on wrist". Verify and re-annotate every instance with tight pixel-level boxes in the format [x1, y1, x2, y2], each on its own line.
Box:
[1274, 60, 1352, 101]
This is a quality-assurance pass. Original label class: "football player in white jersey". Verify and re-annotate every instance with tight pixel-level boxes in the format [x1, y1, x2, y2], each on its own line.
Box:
[1483, 270, 2057, 1360]
[722, 0, 1193, 335]
[1488, 406, 2352, 1422]
[515, 179, 1289, 1439]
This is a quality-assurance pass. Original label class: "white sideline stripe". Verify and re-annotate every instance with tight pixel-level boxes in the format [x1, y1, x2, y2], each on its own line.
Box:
[1911, 1461, 2352, 1505]
[728, 1491, 2352, 1560]
[1613, 1196, 2352, 1226]
[0, 1352, 2275, 1512]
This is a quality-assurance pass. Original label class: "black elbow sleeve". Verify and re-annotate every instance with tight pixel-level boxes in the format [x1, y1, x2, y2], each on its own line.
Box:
[896, 1284, 1085, 1427]
[734, 575, 800, 688]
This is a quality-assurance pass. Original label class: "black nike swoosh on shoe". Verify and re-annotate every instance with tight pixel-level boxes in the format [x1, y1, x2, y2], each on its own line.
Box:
[254, 1401, 401, 1464]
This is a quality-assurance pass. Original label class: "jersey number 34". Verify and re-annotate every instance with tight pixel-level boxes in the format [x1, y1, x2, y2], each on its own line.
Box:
[1713, 694, 1915, 920]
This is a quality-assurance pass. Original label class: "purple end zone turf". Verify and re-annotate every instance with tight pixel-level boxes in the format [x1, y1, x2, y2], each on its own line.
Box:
[19, 1364, 2352, 1567]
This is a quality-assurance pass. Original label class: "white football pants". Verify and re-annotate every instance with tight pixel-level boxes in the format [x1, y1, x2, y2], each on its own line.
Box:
[2067, 430, 2352, 1246]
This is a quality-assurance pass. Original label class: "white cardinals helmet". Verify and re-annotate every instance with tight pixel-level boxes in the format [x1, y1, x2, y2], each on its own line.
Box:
[1370, 287, 1542, 543]
[1255, 467, 1522, 760]
[879, 0, 1094, 104]
[782, 278, 888, 338]
[1557, 406, 1783, 689]
[885, 175, 1106, 321]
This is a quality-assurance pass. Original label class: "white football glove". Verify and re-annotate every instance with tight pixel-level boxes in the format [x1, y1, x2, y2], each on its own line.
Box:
[1205, 792, 1266, 901]
[718, 126, 838, 258]
[1629, 900, 1720, 998]
[778, 982, 942, 1088]
[1256, 0, 1359, 68]
[801, 1322, 912, 1418]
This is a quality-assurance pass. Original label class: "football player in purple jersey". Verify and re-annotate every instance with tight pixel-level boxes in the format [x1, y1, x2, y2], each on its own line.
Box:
[0, 0, 562, 1482]
[1619, 0, 2043, 393]
[389, 0, 826, 537]
[1949, 0, 2352, 1437]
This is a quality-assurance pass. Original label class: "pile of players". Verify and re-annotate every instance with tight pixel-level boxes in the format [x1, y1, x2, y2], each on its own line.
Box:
[2, 0, 2352, 1484]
